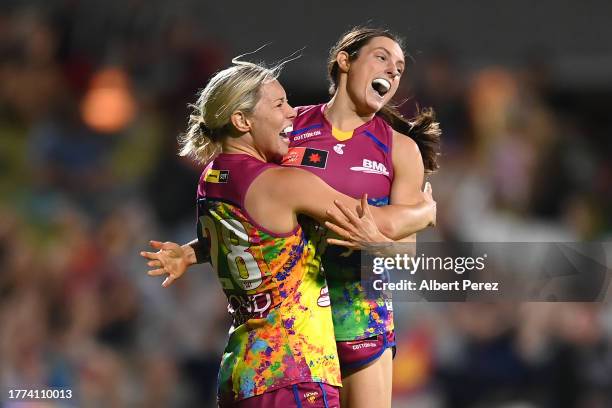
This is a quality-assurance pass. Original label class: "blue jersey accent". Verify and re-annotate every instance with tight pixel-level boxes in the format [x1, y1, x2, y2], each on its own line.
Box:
[290, 123, 323, 136]
[362, 130, 389, 153]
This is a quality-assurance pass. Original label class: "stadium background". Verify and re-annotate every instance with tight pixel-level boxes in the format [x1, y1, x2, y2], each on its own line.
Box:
[1, 1, 611, 406]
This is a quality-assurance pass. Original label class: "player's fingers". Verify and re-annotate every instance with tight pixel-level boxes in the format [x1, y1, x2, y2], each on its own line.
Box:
[361, 194, 374, 218]
[326, 238, 357, 249]
[149, 240, 164, 249]
[324, 221, 352, 240]
[162, 275, 176, 288]
[147, 268, 166, 277]
[334, 200, 361, 225]
[147, 260, 161, 268]
[161, 241, 178, 250]
[423, 182, 433, 197]
[140, 251, 160, 260]
[326, 209, 356, 231]
[325, 210, 354, 232]
[355, 194, 367, 218]
[360, 193, 368, 209]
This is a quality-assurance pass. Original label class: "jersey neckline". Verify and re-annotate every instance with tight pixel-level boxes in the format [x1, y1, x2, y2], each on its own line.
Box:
[319, 103, 378, 142]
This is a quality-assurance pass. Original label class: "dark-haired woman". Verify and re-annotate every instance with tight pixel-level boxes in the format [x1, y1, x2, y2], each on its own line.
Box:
[284, 27, 440, 408]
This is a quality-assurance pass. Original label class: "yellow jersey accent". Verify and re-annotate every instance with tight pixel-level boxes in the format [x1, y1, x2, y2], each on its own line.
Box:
[331, 127, 354, 141]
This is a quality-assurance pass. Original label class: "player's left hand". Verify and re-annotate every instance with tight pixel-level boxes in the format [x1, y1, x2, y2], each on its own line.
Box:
[324, 194, 392, 249]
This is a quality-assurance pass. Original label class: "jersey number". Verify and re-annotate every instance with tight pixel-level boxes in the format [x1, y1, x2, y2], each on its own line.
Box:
[200, 215, 263, 291]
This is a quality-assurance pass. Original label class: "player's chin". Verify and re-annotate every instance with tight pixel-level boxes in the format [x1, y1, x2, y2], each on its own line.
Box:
[364, 90, 386, 112]
[365, 97, 385, 113]
[272, 141, 289, 162]
[280, 136, 290, 151]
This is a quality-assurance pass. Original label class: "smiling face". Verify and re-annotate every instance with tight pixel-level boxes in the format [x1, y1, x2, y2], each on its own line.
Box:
[247, 79, 295, 161]
[342, 36, 405, 114]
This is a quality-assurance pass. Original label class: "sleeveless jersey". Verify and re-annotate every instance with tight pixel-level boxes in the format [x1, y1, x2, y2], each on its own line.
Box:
[196, 153, 341, 403]
[282, 104, 395, 341]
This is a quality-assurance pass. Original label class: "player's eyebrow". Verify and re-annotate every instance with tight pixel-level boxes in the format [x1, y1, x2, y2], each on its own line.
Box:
[373, 47, 405, 67]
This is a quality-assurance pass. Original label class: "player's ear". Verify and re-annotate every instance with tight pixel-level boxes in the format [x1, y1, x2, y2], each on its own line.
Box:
[230, 111, 251, 133]
[336, 51, 350, 73]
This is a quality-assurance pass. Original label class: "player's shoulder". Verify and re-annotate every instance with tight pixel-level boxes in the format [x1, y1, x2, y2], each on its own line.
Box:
[255, 166, 318, 203]
[392, 129, 420, 155]
[391, 130, 424, 173]
[256, 166, 312, 187]
[197, 161, 215, 188]
[295, 104, 324, 118]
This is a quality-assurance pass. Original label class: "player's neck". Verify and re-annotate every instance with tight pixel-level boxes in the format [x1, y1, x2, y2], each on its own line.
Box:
[222, 137, 267, 163]
[325, 91, 375, 131]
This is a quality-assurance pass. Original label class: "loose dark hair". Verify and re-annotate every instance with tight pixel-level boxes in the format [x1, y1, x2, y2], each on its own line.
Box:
[328, 27, 440, 172]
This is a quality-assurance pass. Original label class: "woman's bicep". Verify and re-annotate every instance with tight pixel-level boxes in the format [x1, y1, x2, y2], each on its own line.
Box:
[280, 168, 356, 223]
[390, 132, 425, 205]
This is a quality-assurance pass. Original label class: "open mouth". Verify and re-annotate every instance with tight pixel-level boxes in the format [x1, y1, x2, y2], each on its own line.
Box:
[371, 78, 391, 98]
[279, 125, 293, 143]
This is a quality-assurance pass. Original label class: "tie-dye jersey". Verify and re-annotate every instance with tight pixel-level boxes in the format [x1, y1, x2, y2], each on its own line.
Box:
[283, 104, 395, 341]
[196, 153, 340, 403]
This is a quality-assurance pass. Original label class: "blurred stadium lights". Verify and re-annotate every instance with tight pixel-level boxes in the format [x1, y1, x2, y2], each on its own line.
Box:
[81, 67, 136, 134]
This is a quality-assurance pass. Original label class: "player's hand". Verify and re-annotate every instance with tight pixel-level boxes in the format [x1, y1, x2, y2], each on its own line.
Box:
[324, 194, 392, 250]
[140, 240, 190, 287]
[423, 182, 436, 227]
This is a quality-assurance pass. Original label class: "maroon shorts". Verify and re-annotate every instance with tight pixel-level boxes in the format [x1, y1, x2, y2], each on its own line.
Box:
[221, 382, 339, 408]
[336, 331, 396, 371]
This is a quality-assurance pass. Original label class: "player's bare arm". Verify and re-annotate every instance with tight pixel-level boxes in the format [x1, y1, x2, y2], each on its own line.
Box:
[320, 132, 434, 249]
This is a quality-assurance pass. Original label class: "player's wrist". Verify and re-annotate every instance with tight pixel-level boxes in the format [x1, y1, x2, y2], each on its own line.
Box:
[181, 244, 198, 266]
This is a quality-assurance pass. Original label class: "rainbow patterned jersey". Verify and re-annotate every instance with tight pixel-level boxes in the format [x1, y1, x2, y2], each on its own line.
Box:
[282, 104, 395, 341]
[196, 153, 340, 403]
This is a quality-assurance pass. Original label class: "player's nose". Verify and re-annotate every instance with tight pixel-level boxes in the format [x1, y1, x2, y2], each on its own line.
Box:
[285, 103, 296, 119]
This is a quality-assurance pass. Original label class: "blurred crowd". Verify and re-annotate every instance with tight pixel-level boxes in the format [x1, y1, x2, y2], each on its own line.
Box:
[0, 3, 610, 408]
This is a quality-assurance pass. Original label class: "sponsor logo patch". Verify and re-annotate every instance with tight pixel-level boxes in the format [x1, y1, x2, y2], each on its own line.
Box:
[228, 292, 273, 325]
[282, 147, 328, 169]
[304, 391, 319, 403]
[205, 169, 230, 183]
[350, 159, 389, 176]
[351, 342, 378, 350]
[292, 130, 322, 141]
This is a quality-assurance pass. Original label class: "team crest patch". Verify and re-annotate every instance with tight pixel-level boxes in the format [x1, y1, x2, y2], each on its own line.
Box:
[282, 147, 328, 169]
[205, 169, 229, 183]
